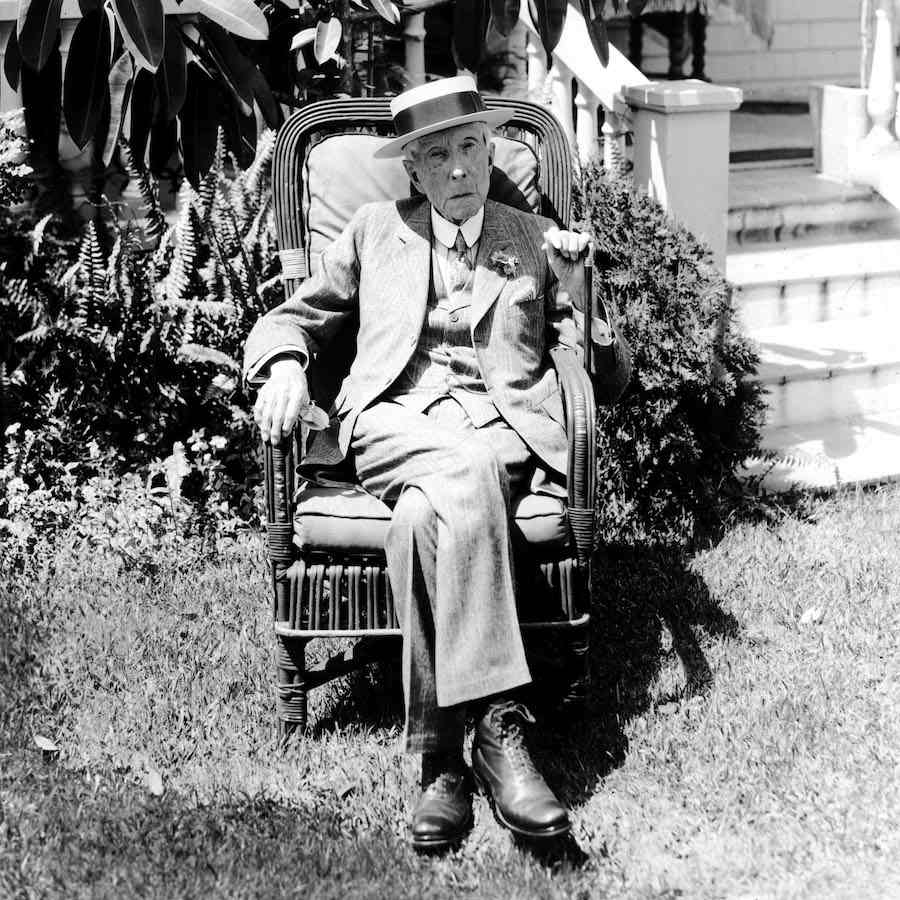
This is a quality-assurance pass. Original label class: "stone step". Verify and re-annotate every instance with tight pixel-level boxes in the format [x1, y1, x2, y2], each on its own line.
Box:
[727, 237, 900, 330]
[728, 165, 900, 246]
[741, 408, 900, 491]
[750, 316, 900, 429]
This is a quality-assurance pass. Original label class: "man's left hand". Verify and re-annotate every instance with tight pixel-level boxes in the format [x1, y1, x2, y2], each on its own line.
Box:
[542, 227, 591, 288]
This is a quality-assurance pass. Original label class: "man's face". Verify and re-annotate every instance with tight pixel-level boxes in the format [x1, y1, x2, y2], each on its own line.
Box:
[403, 123, 494, 224]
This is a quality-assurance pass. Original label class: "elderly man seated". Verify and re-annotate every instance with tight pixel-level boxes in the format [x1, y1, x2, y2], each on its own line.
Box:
[244, 76, 631, 851]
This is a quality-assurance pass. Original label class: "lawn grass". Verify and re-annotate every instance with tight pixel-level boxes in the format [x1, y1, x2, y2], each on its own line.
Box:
[2, 482, 899, 898]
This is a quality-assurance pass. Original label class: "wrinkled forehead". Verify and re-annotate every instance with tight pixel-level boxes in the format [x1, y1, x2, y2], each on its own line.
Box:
[410, 122, 490, 154]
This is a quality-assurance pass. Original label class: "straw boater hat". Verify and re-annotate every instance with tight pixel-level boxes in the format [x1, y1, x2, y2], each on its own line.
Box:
[373, 75, 515, 159]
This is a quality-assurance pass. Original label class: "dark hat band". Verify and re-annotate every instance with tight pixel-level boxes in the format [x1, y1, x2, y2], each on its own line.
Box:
[393, 91, 487, 140]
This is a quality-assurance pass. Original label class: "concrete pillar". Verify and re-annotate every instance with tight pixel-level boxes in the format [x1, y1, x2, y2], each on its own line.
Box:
[403, 12, 426, 87]
[624, 79, 741, 271]
[547, 60, 574, 148]
[574, 81, 598, 163]
[525, 36, 547, 104]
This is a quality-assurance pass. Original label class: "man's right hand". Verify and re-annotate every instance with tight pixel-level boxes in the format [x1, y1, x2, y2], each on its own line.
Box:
[253, 357, 310, 445]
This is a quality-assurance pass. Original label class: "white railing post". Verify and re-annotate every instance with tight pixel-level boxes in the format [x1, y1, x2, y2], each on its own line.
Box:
[574, 80, 599, 163]
[526, 37, 548, 103]
[548, 60, 575, 148]
[403, 12, 426, 88]
[601, 107, 629, 177]
[862, 0, 898, 150]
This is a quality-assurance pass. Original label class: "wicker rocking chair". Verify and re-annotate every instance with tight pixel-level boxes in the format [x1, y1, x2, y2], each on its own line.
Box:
[254, 97, 598, 740]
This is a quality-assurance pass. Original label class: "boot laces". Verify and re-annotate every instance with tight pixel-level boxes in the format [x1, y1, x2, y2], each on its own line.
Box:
[491, 702, 538, 777]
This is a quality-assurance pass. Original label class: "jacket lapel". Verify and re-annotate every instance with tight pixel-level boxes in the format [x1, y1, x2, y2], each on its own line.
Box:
[472, 202, 515, 328]
[394, 199, 432, 339]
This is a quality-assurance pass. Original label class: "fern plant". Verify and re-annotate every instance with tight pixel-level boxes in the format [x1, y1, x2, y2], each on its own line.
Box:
[2, 128, 282, 518]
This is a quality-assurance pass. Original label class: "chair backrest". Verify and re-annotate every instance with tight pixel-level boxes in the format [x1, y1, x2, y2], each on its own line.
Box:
[269, 96, 574, 408]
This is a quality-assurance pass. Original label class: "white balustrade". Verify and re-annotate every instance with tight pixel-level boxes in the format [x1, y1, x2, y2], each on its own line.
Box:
[548, 60, 576, 148]
[863, 0, 898, 150]
[574, 81, 599, 163]
[403, 13, 426, 88]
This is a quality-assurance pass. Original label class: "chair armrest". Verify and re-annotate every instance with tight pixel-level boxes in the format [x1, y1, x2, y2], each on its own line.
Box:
[248, 376, 300, 622]
[550, 346, 596, 567]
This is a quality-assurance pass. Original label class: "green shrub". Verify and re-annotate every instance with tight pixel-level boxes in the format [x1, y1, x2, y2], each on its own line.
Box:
[575, 167, 764, 547]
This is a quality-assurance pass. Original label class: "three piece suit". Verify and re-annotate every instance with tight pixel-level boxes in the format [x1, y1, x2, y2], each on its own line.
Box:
[244, 195, 631, 750]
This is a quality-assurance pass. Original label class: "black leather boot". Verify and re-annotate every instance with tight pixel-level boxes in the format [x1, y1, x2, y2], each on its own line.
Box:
[471, 699, 570, 839]
[409, 752, 473, 851]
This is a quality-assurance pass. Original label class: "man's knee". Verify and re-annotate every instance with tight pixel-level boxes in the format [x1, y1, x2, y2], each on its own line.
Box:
[391, 485, 436, 536]
[453, 439, 505, 489]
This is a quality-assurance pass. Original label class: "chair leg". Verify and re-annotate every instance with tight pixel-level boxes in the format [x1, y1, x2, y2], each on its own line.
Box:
[276, 636, 308, 743]
[564, 630, 590, 710]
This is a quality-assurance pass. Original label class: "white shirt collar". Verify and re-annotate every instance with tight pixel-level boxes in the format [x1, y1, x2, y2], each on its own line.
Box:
[430, 205, 484, 250]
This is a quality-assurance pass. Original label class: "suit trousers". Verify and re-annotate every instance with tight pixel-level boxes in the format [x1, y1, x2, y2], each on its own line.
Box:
[350, 396, 536, 753]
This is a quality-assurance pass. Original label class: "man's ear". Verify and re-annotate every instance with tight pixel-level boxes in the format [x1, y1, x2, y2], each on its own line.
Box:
[403, 159, 419, 186]
[488, 140, 495, 169]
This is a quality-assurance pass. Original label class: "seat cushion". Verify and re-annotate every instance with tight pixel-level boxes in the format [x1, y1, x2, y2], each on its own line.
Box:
[303, 132, 542, 264]
[293, 482, 569, 552]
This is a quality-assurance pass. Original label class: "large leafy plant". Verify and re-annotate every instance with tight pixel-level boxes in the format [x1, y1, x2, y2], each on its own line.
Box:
[4, 0, 649, 187]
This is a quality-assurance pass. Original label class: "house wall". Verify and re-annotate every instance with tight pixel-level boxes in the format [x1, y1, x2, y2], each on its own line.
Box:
[618, 0, 862, 101]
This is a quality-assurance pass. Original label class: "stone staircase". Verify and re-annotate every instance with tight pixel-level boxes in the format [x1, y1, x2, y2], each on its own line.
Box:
[727, 162, 900, 490]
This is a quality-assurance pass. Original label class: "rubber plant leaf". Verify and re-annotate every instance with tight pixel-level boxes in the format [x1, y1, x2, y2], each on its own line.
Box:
[178, 62, 219, 187]
[314, 18, 341, 65]
[156, 18, 187, 121]
[63, 9, 112, 149]
[17, 0, 64, 72]
[452, 0, 490, 72]
[247, 66, 282, 129]
[194, 0, 269, 40]
[111, 0, 165, 72]
[4, 28, 21, 90]
[78, 0, 101, 12]
[368, 0, 400, 27]
[527, 0, 566, 64]
[101, 50, 133, 166]
[290, 27, 316, 51]
[198, 21, 254, 115]
[580, 0, 609, 66]
[490, 0, 520, 37]
[627, 0, 648, 14]
[125, 68, 154, 165]
[21, 43, 61, 152]
[149, 115, 176, 174]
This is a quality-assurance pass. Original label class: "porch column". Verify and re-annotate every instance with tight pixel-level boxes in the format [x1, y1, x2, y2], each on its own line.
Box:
[624, 80, 741, 271]
[403, 13, 426, 87]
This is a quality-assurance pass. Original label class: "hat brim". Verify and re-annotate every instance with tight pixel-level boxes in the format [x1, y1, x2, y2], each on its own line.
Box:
[372, 108, 517, 159]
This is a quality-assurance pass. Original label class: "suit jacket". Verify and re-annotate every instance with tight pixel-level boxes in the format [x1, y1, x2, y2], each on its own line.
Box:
[244, 197, 631, 475]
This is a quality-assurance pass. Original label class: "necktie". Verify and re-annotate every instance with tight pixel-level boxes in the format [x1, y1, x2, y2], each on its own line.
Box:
[448, 230, 472, 291]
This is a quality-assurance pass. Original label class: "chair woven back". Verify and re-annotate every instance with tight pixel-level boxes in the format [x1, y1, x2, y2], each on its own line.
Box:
[269, 97, 575, 416]
[271, 97, 574, 300]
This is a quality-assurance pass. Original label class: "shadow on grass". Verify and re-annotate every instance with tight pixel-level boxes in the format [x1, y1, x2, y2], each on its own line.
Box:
[0, 749, 412, 900]
[302, 541, 740, 832]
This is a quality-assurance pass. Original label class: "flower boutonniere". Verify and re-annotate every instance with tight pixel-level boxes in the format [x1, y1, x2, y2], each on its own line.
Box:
[489, 249, 519, 278]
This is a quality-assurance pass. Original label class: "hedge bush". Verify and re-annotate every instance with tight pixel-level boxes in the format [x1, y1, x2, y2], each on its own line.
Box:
[2, 132, 762, 553]
[575, 165, 764, 547]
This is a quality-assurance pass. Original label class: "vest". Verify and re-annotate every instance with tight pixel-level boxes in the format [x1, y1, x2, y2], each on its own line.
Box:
[386, 245, 499, 427]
